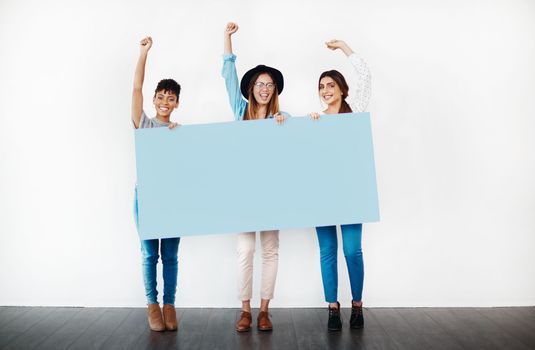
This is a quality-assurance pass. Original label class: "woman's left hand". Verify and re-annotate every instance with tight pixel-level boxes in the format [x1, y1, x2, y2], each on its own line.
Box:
[168, 122, 181, 129]
[325, 39, 354, 57]
[309, 112, 321, 120]
[274, 113, 287, 125]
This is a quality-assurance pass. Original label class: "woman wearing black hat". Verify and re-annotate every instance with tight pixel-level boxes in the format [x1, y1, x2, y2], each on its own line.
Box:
[309, 39, 371, 332]
[222, 22, 290, 333]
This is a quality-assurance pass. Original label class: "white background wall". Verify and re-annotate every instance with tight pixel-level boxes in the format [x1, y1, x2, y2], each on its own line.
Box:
[1, 0, 534, 308]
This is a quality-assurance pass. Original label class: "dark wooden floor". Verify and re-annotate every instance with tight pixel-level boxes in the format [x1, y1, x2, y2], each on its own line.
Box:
[0, 306, 534, 349]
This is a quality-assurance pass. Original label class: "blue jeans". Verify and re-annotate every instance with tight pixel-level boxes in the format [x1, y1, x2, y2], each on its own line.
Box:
[141, 238, 180, 305]
[316, 224, 363, 303]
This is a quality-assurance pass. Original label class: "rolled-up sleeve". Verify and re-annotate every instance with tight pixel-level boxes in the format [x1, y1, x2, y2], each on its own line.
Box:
[222, 54, 247, 120]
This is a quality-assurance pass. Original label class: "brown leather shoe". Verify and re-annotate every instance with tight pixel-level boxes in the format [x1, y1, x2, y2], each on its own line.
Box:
[147, 303, 165, 332]
[163, 304, 178, 331]
[257, 311, 273, 331]
[235, 311, 252, 332]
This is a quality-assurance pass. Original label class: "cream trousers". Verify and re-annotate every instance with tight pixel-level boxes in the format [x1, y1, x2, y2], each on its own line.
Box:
[236, 230, 279, 301]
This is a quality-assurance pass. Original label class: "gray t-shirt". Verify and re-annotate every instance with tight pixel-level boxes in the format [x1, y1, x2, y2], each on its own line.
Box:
[137, 111, 170, 129]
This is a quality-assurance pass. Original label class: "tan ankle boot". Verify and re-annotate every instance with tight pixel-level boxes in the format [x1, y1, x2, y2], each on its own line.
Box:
[147, 303, 165, 331]
[163, 304, 178, 331]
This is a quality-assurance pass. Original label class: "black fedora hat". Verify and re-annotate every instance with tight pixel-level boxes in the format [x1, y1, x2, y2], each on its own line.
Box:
[240, 65, 284, 99]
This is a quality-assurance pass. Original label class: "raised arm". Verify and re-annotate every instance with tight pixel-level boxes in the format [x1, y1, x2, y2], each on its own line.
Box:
[326, 39, 371, 113]
[132, 37, 152, 129]
[222, 22, 247, 120]
[224, 22, 238, 54]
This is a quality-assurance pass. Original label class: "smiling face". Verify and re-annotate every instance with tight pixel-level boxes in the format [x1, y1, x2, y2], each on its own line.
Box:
[153, 90, 178, 118]
[318, 76, 343, 106]
[252, 73, 275, 106]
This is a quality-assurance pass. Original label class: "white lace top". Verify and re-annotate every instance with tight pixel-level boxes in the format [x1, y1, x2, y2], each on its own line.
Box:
[346, 53, 371, 113]
[320, 53, 371, 114]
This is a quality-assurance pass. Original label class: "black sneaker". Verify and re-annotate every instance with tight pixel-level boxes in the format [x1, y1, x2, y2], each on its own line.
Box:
[327, 302, 342, 331]
[350, 303, 364, 329]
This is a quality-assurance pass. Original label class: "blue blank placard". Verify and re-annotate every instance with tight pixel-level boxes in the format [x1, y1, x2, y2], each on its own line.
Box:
[135, 113, 379, 239]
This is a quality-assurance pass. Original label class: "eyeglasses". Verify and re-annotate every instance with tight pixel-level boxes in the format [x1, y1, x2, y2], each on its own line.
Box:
[254, 82, 276, 90]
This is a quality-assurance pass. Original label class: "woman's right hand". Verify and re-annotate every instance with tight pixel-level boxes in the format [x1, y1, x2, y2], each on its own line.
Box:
[274, 113, 287, 125]
[225, 22, 239, 36]
[309, 112, 321, 120]
[140, 36, 152, 54]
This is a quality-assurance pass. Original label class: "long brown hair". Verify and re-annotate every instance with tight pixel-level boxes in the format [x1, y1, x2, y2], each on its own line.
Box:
[319, 70, 352, 113]
[244, 72, 280, 120]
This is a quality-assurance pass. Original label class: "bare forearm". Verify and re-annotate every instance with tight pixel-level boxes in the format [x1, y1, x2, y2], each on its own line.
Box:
[224, 34, 233, 55]
[134, 52, 148, 90]
[223, 22, 238, 55]
[340, 44, 354, 57]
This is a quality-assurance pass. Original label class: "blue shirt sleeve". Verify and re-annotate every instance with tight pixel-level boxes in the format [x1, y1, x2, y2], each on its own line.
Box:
[221, 54, 247, 121]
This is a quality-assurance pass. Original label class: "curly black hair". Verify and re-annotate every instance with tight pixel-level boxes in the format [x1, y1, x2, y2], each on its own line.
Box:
[154, 79, 181, 99]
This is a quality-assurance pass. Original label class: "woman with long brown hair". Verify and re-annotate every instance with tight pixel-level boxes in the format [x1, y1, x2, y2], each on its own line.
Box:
[310, 39, 371, 331]
[221, 22, 290, 333]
